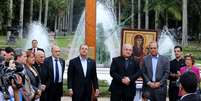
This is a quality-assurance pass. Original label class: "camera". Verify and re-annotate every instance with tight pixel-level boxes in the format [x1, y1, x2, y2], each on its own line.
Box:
[0, 64, 24, 99]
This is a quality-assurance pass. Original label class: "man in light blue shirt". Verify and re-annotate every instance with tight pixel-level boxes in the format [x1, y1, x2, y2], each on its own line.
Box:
[142, 41, 170, 101]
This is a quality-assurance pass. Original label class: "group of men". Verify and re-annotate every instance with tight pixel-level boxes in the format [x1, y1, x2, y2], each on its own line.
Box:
[1, 39, 201, 101]
[67, 41, 201, 101]
[0, 39, 65, 101]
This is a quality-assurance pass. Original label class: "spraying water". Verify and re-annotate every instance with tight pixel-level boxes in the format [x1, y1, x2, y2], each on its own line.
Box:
[158, 26, 176, 60]
[24, 22, 51, 56]
[67, 1, 120, 63]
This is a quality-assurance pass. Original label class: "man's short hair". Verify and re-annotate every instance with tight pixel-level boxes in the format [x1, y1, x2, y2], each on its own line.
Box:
[14, 48, 24, 60]
[174, 45, 182, 51]
[5, 47, 14, 53]
[32, 39, 38, 43]
[179, 71, 198, 93]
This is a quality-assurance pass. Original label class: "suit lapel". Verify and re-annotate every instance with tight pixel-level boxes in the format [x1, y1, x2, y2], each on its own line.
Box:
[49, 57, 54, 80]
[155, 55, 161, 76]
[77, 57, 85, 77]
[86, 59, 90, 78]
[148, 55, 153, 77]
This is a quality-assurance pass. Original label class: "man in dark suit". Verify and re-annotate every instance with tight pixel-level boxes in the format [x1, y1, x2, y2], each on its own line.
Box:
[109, 44, 142, 101]
[44, 45, 65, 101]
[28, 39, 44, 54]
[169, 46, 185, 101]
[68, 44, 99, 101]
[34, 50, 48, 101]
[142, 41, 170, 101]
[179, 71, 201, 101]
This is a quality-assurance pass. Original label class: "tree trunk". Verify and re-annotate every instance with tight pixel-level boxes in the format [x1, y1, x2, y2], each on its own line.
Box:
[19, 0, 24, 39]
[39, 0, 42, 23]
[118, 0, 121, 25]
[131, 0, 134, 28]
[145, 0, 149, 29]
[155, 10, 159, 30]
[7, 0, 13, 41]
[138, 0, 141, 29]
[54, 15, 58, 32]
[69, 0, 74, 33]
[30, 0, 33, 23]
[165, 11, 168, 27]
[44, 0, 49, 27]
[182, 0, 188, 45]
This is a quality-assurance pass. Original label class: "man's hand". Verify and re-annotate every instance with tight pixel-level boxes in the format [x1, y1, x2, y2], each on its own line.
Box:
[121, 77, 130, 86]
[147, 82, 155, 88]
[94, 89, 99, 97]
[68, 89, 73, 96]
[154, 82, 160, 88]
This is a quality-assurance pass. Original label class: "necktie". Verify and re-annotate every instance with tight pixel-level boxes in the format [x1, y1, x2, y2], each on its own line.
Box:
[55, 59, 59, 83]
[125, 60, 129, 69]
[33, 48, 35, 53]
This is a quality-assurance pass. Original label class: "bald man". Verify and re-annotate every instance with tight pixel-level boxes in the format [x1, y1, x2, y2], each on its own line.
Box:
[33, 50, 48, 101]
[44, 45, 65, 101]
[142, 42, 170, 101]
[109, 44, 142, 101]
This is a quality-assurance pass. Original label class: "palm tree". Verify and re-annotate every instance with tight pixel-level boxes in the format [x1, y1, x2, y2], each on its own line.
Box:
[144, 0, 149, 29]
[30, 0, 33, 23]
[131, 0, 134, 28]
[39, 0, 42, 22]
[19, 0, 24, 39]
[44, 0, 49, 27]
[182, 0, 188, 45]
[7, 0, 13, 40]
[138, 0, 141, 29]
[148, 0, 181, 29]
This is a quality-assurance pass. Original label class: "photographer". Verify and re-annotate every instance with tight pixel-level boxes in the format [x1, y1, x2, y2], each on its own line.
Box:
[0, 48, 25, 101]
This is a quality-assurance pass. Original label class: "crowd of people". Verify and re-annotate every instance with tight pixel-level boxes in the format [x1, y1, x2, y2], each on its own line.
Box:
[0, 39, 201, 101]
[0, 39, 65, 101]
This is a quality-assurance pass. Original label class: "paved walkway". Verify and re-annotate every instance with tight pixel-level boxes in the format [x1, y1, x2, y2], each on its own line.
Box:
[61, 97, 109, 101]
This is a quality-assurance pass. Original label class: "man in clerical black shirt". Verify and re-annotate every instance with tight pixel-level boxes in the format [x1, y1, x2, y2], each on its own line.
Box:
[168, 46, 185, 101]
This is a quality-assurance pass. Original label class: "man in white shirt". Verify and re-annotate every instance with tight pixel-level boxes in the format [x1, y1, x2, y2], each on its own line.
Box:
[68, 44, 99, 101]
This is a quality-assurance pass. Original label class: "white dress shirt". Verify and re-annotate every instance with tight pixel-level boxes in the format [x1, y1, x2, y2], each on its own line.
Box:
[52, 57, 62, 83]
[80, 56, 87, 77]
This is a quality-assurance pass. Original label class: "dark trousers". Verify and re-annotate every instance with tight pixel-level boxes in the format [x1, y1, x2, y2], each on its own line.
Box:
[72, 88, 92, 101]
[110, 91, 134, 101]
[144, 87, 167, 101]
[47, 83, 62, 101]
[169, 84, 179, 101]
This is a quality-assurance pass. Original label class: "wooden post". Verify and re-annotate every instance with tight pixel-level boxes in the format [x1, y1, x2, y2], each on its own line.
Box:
[85, 0, 96, 60]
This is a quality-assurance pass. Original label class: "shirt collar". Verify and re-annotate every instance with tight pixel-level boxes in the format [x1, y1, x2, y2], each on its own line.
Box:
[151, 54, 159, 58]
[180, 93, 196, 100]
[52, 56, 58, 61]
[79, 56, 87, 61]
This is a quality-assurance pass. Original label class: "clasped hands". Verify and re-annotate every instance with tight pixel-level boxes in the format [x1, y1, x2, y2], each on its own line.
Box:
[147, 82, 160, 89]
[121, 76, 130, 86]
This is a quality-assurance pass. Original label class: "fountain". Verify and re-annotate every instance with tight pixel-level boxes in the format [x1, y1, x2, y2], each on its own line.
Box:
[24, 22, 51, 56]
[67, 1, 120, 63]
[66, 1, 120, 83]
[158, 26, 176, 60]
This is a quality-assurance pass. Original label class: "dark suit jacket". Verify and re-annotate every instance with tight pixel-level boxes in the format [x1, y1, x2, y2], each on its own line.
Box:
[67, 56, 98, 99]
[44, 56, 65, 98]
[28, 47, 44, 52]
[180, 93, 201, 101]
[109, 56, 141, 96]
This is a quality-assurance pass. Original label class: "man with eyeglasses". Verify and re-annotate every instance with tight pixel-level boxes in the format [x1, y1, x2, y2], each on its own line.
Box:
[168, 46, 185, 101]
[142, 41, 170, 101]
